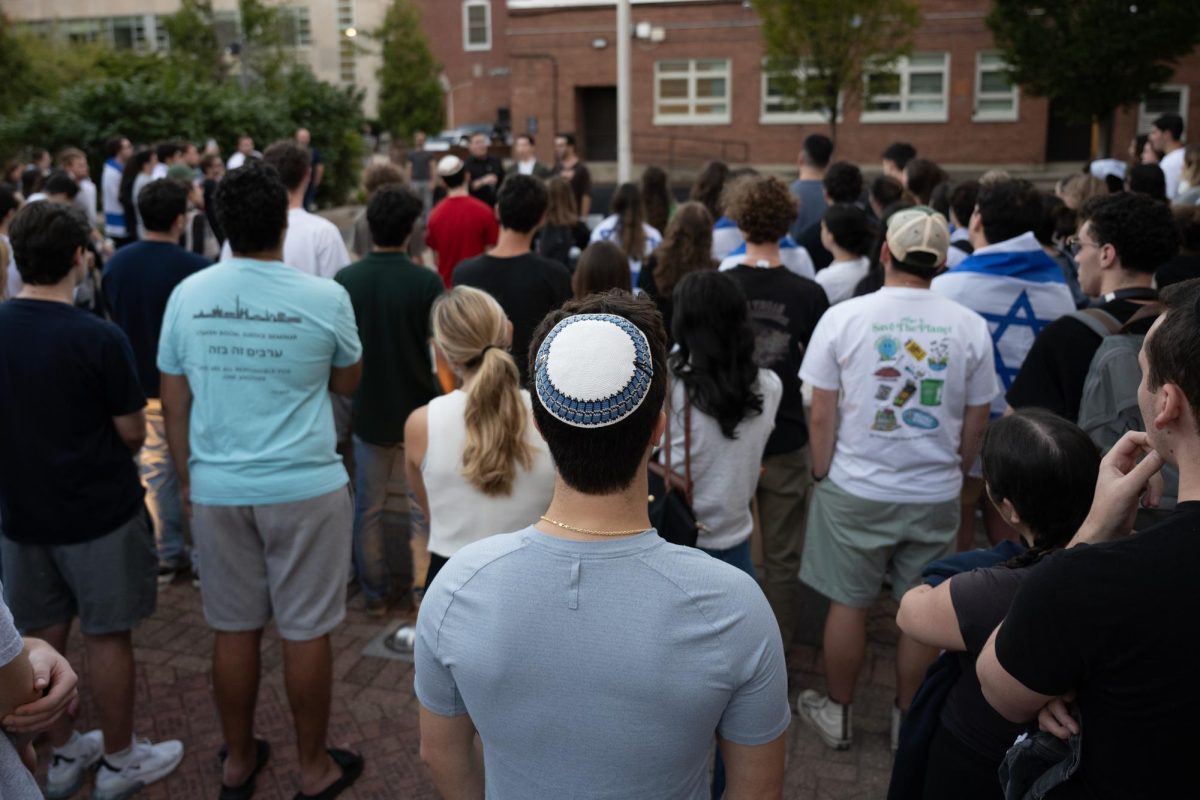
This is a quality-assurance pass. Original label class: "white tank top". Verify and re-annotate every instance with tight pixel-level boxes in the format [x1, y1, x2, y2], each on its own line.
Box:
[424, 389, 556, 558]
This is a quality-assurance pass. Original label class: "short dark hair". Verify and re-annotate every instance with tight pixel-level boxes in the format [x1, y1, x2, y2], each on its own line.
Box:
[155, 141, 183, 164]
[263, 140, 311, 192]
[882, 142, 917, 169]
[441, 163, 467, 189]
[137, 178, 190, 233]
[1127, 163, 1167, 203]
[496, 174, 547, 233]
[822, 203, 873, 256]
[1153, 113, 1184, 141]
[104, 136, 127, 158]
[1174, 204, 1200, 254]
[200, 154, 222, 174]
[802, 134, 833, 169]
[528, 290, 668, 494]
[1145, 278, 1200, 431]
[976, 178, 1042, 244]
[949, 180, 980, 228]
[517, 133, 535, 146]
[870, 175, 904, 210]
[904, 158, 947, 205]
[367, 184, 423, 247]
[43, 170, 79, 199]
[215, 162, 288, 255]
[555, 132, 577, 149]
[823, 161, 863, 204]
[723, 175, 796, 244]
[982, 409, 1099, 564]
[1079, 191, 1179, 274]
[9, 201, 91, 285]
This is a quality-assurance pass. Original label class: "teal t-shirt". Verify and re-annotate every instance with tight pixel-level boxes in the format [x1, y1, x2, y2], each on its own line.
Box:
[157, 258, 362, 505]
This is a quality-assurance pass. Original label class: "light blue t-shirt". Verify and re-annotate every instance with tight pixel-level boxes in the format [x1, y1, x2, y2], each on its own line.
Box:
[157, 258, 362, 505]
[414, 527, 790, 799]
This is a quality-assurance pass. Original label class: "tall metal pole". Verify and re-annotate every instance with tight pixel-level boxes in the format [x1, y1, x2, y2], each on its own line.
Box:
[616, 0, 632, 184]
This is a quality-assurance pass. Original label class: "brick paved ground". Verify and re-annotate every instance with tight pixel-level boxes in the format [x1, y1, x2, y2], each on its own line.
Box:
[33, 569, 904, 800]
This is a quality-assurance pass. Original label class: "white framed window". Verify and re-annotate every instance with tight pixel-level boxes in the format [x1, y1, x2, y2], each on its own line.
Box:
[464, 1, 491, 52]
[974, 52, 1018, 121]
[760, 63, 843, 124]
[1138, 84, 1190, 134]
[860, 53, 949, 123]
[654, 59, 731, 125]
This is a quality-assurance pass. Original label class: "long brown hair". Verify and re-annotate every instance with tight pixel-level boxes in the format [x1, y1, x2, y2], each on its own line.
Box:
[651, 201, 714, 295]
[641, 166, 671, 234]
[431, 287, 533, 496]
[572, 240, 631, 298]
[611, 182, 646, 262]
[544, 176, 578, 227]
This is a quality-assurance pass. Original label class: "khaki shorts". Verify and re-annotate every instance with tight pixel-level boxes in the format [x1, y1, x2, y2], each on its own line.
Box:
[192, 487, 352, 640]
[799, 479, 957, 608]
[1, 509, 156, 635]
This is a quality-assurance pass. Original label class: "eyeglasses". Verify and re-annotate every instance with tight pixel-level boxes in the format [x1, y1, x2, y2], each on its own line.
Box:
[1066, 236, 1103, 257]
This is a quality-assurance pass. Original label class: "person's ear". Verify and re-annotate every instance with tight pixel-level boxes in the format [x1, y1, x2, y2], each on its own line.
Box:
[650, 409, 667, 450]
[998, 497, 1022, 528]
[1155, 382, 1185, 431]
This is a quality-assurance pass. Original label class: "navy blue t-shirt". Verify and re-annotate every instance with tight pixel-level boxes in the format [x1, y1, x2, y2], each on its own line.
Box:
[103, 240, 211, 398]
[0, 300, 146, 545]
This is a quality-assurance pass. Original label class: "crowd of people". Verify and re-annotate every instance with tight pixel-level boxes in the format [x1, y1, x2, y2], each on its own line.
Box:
[0, 110, 1198, 800]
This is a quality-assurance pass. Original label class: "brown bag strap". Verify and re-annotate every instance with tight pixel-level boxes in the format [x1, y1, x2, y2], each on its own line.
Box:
[1119, 301, 1163, 334]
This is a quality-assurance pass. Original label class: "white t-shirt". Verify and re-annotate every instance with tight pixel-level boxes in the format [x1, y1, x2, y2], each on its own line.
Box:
[516, 159, 537, 176]
[220, 207, 350, 279]
[667, 370, 781, 551]
[424, 389, 556, 558]
[815, 256, 869, 305]
[75, 177, 98, 228]
[589, 216, 662, 288]
[227, 152, 247, 170]
[1, 234, 19, 300]
[1161, 146, 1185, 200]
[799, 287, 999, 503]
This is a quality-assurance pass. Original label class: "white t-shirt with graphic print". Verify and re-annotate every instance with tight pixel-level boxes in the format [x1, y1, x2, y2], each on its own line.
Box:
[799, 286, 999, 504]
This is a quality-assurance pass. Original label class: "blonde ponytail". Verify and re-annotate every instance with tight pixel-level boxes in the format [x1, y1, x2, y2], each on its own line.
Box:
[431, 287, 533, 496]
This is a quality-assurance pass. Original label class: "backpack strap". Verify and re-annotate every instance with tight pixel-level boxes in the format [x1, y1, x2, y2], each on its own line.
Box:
[1118, 301, 1163, 334]
[1068, 308, 1122, 338]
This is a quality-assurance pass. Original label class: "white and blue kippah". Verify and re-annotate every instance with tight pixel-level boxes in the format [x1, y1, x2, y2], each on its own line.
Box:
[534, 314, 654, 428]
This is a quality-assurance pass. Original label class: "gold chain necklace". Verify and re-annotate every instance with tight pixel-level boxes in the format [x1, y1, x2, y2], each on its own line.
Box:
[539, 515, 647, 537]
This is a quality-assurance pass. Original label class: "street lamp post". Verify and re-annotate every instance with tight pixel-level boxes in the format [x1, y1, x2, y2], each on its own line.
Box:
[616, 0, 632, 183]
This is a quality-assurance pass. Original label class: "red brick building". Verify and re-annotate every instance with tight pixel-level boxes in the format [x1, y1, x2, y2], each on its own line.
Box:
[417, 0, 1198, 171]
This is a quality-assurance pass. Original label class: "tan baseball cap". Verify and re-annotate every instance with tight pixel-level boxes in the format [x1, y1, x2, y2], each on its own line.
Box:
[886, 206, 950, 269]
[437, 155, 465, 177]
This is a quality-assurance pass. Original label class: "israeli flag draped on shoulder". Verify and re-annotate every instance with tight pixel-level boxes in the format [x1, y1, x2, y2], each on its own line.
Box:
[932, 232, 1075, 413]
[711, 215, 744, 260]
[717, 235, 816, 280]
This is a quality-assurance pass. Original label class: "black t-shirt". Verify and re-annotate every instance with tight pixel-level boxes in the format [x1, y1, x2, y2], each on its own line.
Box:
[103, 240, 211, 398]
[798, 220, 834, 272]
[725, 265, 829, 454]
[637, 257, 675, 345]
[941, 565, 1034, 761]
[452, 252, 572, 385]
[995, 503, 1200, 800]
[0, 300, 146, 545]
[466, 155, 505, 207]
[1155, 252, 1200, 289]
[534, 222, 590, 271]
[409, 150, 436, 182]
[1006, 299, 1154, 421]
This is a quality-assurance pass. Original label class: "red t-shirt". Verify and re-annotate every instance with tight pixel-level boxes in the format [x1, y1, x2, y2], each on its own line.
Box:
[426, 195, 499, 287]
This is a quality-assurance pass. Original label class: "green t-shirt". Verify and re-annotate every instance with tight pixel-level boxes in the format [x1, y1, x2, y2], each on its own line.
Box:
[335, 252, 444, 445]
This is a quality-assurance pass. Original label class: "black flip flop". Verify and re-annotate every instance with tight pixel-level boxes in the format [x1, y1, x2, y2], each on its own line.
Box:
[218, 738, 271, 800]
[292, 748, 364, 800]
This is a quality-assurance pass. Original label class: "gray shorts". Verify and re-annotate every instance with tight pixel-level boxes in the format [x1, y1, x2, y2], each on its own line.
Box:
[191, 487, 352, 640]
[799, 479, 957, 608]
[1, 509, 157, 635]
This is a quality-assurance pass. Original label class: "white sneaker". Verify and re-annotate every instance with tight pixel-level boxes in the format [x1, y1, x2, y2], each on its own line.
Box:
[891, 704, 903, 754]
[93, 737, 184, 800]
[797, 690, 852, 750]
[45, 729, 104, 799]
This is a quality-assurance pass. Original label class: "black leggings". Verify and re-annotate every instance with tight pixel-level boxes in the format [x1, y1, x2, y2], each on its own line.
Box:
[922, 722, 1004, 800]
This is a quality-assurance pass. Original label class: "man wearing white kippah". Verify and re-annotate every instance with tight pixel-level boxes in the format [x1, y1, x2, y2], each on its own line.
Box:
[414, 291, 789, 799]
[797, 207, 999, 752]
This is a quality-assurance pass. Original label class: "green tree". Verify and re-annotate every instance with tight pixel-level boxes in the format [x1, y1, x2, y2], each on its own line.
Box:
[236, 0, 292, 90]
[0, 15, 39, 115]
[752, 0, 921, 144]
[374, 0, 444, 138]
[162, 0, 225, 83]
[987, 1, 1200, 158]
